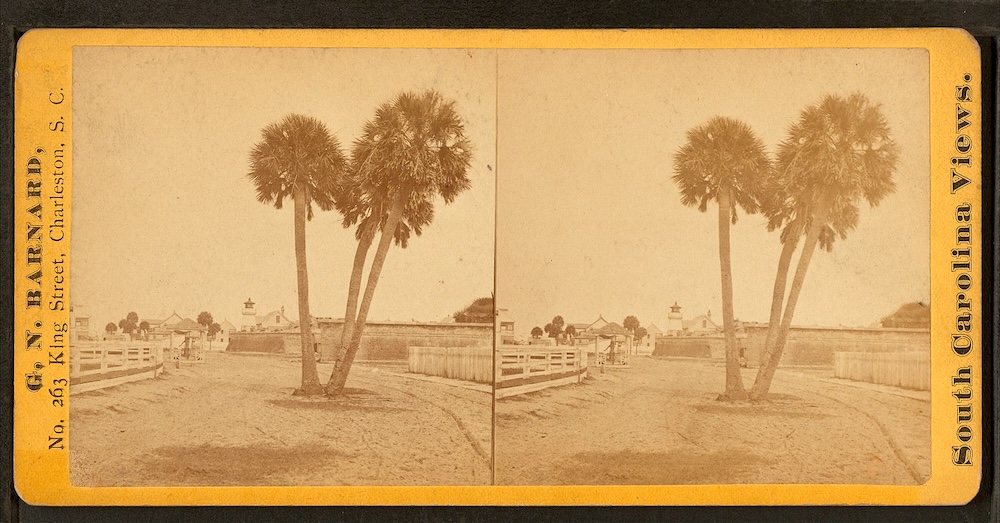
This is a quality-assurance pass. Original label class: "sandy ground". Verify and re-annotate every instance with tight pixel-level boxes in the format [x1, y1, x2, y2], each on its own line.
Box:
[495, 356, 930, 485]
[71, 352, 929, 487]
[69, 352, 491, 486]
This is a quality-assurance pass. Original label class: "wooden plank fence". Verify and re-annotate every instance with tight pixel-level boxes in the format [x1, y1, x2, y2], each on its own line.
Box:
[496, 346, 587, 398]
[71, 340, 167, 393]
[407, 346, 492, 384]
[833, 351, 930, 391]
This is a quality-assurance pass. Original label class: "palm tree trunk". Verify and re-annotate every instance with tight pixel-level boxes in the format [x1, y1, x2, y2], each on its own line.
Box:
[717, 181, 746, 400]
[751, 211, 825, 399]
[336, 221, 375, 363]
[753, 234, 800, 374]
[326, 190, 407, 395]
[293, 186, 323, 395]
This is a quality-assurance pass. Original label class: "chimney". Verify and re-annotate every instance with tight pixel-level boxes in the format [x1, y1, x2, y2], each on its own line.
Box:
[281, 306, 285, 315]
[707, 310, 712, 319]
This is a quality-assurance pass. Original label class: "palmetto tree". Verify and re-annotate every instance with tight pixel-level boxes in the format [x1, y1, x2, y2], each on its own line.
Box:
[751, 93, 897, 399]
[326, 90, 473, 395]
[673, 116, 770, 401]
[332, 156, 435, 363]
[248, 113, 347, 395]
[754, 185, 860, 373]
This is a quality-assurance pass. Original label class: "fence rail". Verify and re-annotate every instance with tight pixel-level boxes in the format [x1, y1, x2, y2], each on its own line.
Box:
[407, 346, 492, 384]
[496, 346, 587, 398]
[71, 340, 166, 393]
[833, 351, 930, 391]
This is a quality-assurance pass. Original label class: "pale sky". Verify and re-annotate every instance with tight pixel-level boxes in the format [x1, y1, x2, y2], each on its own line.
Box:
[72, 47, 496, 329]
[496, 48, 930, 336]
[72, 46, 931, 335]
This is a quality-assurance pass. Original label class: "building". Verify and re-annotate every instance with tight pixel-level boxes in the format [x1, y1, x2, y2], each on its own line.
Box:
[157, 312, 185, 332]
[666, 302, 684, 336]
[241, 298, 257, 332]
[256, 306, 294, 331]
[137, 312, 184, 335]
[69, 304, 95, 342]
[585, 315, 610, 333]
[238, 298, 295, 332]
[641, 323, 662, 353]
[497, 308, 517, 344]
[216, 319, 236, 345]
[497, 309, 515, 333]
[684, 310, 719, 335]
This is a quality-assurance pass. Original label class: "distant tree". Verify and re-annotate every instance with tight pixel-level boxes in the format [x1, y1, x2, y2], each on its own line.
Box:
[634, 326, 648, 345]
[623, 315, 640, 333]
[249, 113, 347, 396]
[105, 322, 117, 334]
[564, 324, 577, 344]
[879, 302, 930, 329]
[208, 322, 222, 340]
[118, 311, 140, 337]
[453, 297, 494, 323]
[139, 320, 150, 340]
[197, 311, 214, 328]
[549, 315, 565, 339]
[531, 326, 543, 338]
[543, 323, 552, 336]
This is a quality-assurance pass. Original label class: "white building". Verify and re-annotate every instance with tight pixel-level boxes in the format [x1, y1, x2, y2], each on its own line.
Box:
[241, 298, 257, 332]
[666, 302, 684, 336]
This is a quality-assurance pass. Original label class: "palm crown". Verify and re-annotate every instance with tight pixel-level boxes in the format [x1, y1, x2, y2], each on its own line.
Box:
[352, 90, 472, 199]
[764, 93, 898, 251]
[336, 90, 473, 247]
[673, 116, 770, 222]
[248, 113, 347, 219]
[335, 164, 435, 248]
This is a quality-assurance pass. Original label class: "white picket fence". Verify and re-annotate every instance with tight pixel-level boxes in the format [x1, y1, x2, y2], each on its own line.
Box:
[407, 346, 493, 384]
[832, 351, 930, 391]
[495, 346, 588, 398]
[70, 340, 167, 393]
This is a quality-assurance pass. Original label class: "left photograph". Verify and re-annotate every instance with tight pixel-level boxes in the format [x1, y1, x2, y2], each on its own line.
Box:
[69, 46, 496, 486]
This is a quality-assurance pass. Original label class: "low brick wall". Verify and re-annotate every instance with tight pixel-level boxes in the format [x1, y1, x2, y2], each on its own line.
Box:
[652, 325, 929, 367]
[653, 337, 719, 358]
[744, 325, 929, 367]
[226, 332, 308, 354]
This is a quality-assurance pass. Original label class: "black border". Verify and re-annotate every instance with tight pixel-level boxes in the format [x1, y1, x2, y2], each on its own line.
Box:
[2, 1, 998, 521]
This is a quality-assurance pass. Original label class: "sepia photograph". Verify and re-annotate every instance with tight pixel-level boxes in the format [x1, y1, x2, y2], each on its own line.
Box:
[68, 46, 496, 486]
[493, 48, 931, 485]
[11, 29, 974, 503]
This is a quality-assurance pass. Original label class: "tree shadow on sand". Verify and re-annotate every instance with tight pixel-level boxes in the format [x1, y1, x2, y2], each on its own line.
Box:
[269, 387, 410, 413]
[136, 443, 355, 486]
[555, 449, 773, 485]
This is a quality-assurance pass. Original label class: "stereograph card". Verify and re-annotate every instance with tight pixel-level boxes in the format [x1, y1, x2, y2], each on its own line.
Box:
[12, 28, 984, 506]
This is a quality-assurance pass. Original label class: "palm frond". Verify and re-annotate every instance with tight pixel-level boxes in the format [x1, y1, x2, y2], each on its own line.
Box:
[247, 113, 348, 219]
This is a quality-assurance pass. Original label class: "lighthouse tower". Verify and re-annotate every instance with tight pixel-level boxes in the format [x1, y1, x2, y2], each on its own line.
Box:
[241, 298, 257, 332]
[667, 302, 684, 336]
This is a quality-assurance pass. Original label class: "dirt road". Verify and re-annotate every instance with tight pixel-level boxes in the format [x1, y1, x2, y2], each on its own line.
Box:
[70, 352, 491, 486]
[71, 352, 929, 487]
[495, 356, 929, 485]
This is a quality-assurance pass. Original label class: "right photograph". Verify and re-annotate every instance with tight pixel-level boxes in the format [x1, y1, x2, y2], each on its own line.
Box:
[494, 48, 931, 486]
